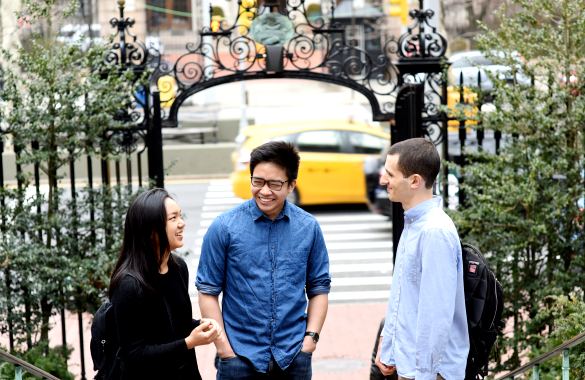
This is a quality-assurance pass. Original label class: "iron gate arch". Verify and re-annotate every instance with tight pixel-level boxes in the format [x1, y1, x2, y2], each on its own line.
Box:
[106, 0, 450, 259]
[107, 0, 448, 129]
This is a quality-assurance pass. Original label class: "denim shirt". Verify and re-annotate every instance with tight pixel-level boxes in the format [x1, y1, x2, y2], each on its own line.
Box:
[380, 197, 469, 380]
[195, 199, 331, 372]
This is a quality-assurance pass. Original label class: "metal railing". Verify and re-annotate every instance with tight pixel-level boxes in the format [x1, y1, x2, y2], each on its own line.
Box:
[496, 331, 585, 380]
[0, 348, 60, 380]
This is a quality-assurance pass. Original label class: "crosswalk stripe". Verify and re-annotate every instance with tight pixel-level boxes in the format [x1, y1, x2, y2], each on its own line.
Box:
[197, 227, 392, 237]
[328, 252, 391, 261]
[208, 185, 233, 192]
[320, 222, 391, 232]
[331, 276, 391, 286]
[327, 241, 392, 250]
[205, 192, 237, 198]
[189, 261, 392, 274]
[328, 290, 390, 301]
[204, 198, 244, 205]
[193, 240, 392, 250]
[210, 180, 232, 186]
[200, 211, 387, 223]
[202, 205, 235, 212]
[197, 221, 391, 231]
[330, 263, 392, 273]
[201, 212, 222, 219]
[190, 251, 391, 261]
[315, 214, 388, 223]
[323, 232, 392, 241]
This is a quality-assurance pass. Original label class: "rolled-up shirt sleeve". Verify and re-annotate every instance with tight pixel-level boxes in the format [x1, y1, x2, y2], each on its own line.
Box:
[415, 229, 458, 380]
[196, 216, 228, 296]
[305, 221, 331, 298]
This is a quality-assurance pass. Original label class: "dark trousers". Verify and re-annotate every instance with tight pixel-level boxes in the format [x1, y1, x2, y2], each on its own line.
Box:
[217, 352, 312, 380]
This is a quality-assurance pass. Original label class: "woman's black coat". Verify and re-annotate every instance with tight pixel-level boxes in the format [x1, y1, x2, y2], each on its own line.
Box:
[111, 254, 201, 380]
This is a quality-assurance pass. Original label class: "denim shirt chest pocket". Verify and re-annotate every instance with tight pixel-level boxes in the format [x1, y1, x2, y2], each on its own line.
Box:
[285, 250, 310, 284]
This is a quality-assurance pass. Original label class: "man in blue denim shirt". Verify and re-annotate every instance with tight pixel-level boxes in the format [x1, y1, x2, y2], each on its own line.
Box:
[375, 139, 469, 380]
[196, 141, 331, 380]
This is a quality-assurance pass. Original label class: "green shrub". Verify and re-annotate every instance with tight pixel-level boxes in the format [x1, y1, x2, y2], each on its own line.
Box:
[0, 343, 73, 380]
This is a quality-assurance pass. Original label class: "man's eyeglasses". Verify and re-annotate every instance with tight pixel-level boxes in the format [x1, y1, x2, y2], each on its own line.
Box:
[251, 176, 289, 191]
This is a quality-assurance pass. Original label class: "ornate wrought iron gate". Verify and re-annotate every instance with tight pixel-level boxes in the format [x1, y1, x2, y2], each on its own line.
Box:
[107, 0, 449, 258]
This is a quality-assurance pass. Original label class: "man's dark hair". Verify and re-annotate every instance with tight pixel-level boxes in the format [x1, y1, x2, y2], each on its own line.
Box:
[250, 141, 300, 181]
[387, 138, 440, 189]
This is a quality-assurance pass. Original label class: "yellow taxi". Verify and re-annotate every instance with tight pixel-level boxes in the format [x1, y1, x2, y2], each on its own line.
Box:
[230, 120, 390, 206]
[447, 86, 478, 129]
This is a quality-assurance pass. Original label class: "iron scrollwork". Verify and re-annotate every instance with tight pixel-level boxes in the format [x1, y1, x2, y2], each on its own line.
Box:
[105, 0, 450, 149]
[109, 0, 403, 124]
[396, 6, 447, 59]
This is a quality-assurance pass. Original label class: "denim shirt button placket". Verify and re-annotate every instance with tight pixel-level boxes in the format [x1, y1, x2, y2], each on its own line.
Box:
[269, 224, 277, 345]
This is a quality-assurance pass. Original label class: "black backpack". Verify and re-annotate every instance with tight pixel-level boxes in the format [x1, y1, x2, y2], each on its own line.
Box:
[461, 243, 505, 380]
[90, 263, 190, 379]
[90, 299, 123, 380]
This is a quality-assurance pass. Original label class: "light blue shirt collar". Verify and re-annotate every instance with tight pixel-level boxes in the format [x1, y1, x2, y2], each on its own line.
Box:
[403, 196, 442, 223]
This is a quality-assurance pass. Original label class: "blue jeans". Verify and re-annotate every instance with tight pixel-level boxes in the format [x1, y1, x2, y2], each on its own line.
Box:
[217, 351, 312, 380]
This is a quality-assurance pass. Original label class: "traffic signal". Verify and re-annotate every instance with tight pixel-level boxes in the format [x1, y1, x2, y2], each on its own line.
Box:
[390, 0, 409, 25]
[238, 0, 257, 35]
[211, 19, 221, 33]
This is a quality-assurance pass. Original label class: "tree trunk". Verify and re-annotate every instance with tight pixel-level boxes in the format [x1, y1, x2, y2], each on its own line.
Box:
[23, 284, 32, 350]
[40, 295, 52, 344]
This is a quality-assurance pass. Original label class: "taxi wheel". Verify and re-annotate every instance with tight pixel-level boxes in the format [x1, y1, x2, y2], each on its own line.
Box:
[287, 188, 300, 206]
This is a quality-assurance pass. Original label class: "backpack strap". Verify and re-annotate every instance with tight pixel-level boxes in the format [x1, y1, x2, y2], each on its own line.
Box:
[462, 242, 490, 270]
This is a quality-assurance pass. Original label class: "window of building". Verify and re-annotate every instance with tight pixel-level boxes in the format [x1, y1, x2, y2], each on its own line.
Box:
[147, 0, 191, 32]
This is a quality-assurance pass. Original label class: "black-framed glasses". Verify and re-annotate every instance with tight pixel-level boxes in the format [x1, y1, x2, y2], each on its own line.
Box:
[251, 176, 289, 191]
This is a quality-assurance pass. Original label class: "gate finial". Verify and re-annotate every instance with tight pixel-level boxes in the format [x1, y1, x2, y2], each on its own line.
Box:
[397, 0, 447, 60]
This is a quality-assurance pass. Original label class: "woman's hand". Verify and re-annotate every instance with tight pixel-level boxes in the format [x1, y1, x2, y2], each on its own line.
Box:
[200, 318, 235, 358]
[185, 320, 222, 349]
[201, 318, 223, 336]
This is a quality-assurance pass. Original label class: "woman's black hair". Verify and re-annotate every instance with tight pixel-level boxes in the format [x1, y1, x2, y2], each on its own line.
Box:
[108, 188, 178, 298]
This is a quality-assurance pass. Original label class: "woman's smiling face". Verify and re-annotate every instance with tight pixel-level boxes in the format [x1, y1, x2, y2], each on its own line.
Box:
[165, 198, 185, 252]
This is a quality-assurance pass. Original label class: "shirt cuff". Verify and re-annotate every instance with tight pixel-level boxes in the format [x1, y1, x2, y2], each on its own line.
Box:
[306, 285, 330, 299]
[195, 282, 222, 296]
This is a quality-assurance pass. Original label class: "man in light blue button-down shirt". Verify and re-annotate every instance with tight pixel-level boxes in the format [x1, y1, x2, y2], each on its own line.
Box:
[375, 139, 469, 380]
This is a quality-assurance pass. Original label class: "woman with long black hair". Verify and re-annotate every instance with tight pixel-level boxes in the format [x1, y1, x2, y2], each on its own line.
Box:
[109, 188, 221, 379]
